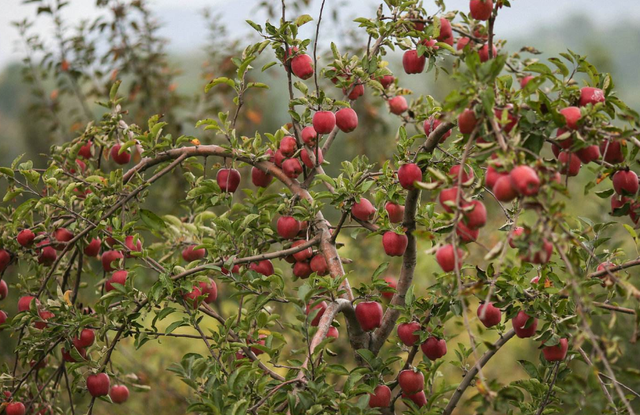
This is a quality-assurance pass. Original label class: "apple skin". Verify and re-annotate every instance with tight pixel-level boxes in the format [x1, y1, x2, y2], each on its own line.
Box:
[612, 170, 639, 196]
[17, 229, 35, 247]
[313, 111, 336, 134]
[368, 385, 392, 408]
[456, 222, 479, 243]
[477, 302, 502, 327]
[508, 226, 525, 249]
[110, 385, 130, 404]
[274, 150, 286, 168]
[110, 144, 131, 165]
[78, 141, 92, 159]
[73, 328, 96, 349]
[279, 136, 297, 157]
[469, 0, 493, 20]
[35, 309, 54, 330]
[37, 242, 57, 266]
[398, 370, 424, 394]
[101, 250, 124, 272]
[458, 108, 478, 134]
[437, 18, 453, 41]
[124, 235, 142, 258]
[105, 270, 128, 292]
[485, 166, 505, 189]
[478, 43, 497, 62]
[301, 148, 324, 169]
[402, 50, 426, 74]
[310, 255, 329, 276]
[439, 186, 460, 213]
[18, 296, 39, 312]
[379, 75, 395, 89]
[382, 232, 408, 257]
[397, 322, 421, 346]
[326, 326, 339, 339]
[343, 82, 365, 100]
[277, 216, 301, 240]
[293, 261, 313, 279]
[83, 238, 101, 257]
[301, 126, 318, 146]
[53, 228, 74, 250]
[216, 168, 241, 193]
[198, 280, 218, 303]
[542, 338, 569, 361]
[520, 75, 535, 88]
[436, 244, 464, 272]
[86, 373, 110, 397]
[457, 36, 473, 51]
[306, 301, 327, 326]
[182, 245, 206, 262]
[385, 202, 405, 223]
[388, 96, 408, 115]
[290, 54, 314, 80]
[600, 140, 624, 164]
[183, 286, 203, 308]
[291, 240, 313, 262]
[424, 117, 451, 142]
[282, 158, 303, 179]
[576, 145, 600, 164]
[355, 301, 383, 331]
[0, 310, 7, 326]
[521, 239, 553, 265]
[512, 310, 538, 338]
[5, 402, 26, 415]
[0, 279, 7, 300]
[403, 391, 427, 408]
[449, 164, 474, 184]
[352, 198, 376, 221]
[493, 175, 518, 202]
[579, 87, 605, 107]
[249, 260, 274, 276]
[251, 167, 272, 188]
[462, 200, 487, 229]
[335, 108, 358, 133]
[510, 165, 540, 196]
[381, 276, 397, 300]
[559, 106, 581, 130]
[421, 336, 447, 360]
[398, 163, 423, 189]
[558, 152, 581, 176]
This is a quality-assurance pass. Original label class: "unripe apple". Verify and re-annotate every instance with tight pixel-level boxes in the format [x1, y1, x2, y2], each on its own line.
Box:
[559, 106, 581, 130]
[477, 302, 501, 327]
[470, 0, 493, 20]
[398, 163, 422, 189]
[301, 147, 324, 169]
[83, 238, 101, 257]
[306, 300, 327, 326]
[403, 391, 427, 407]
[456, 222, 479, 243]
[385, 202, 405, 223]
[397, 321, 421, 346]
[521, 239, 553, 264]
[5, 402, 26, 415]
[37, 241, 57, 266]
[301, 126, 318, 146]
[379, 75, 395, 89]
[352, 197, 376, 221]
[381, 276, 397, 300]
[110, 385, 130, 404]
[279, 136, 297, 157]
[437, 18, 453, 40]
[0, 279, 7, 300]
[291, 240, 313, 262]
[327, 326, 339, 339]
[368, 385, 392, 408]
[462, 200, 487, 229]
[54, 228, 74, 250]
[388, 96, 408, 115]
[110, 144, 131, 165]
[421, 336, 447, 360]
[17, 229, 35, 247]
[274, 149, 286, 168]
[436, 244, 464, 272]
[424, 117, 451, 141]
[457, 108, 478, 134]
[249, 260, 274, 276]
[355, 301, 383, 331]
[277, 216, 301, 239]
[182, 245, 206, 262]
[402, 50, 426, 74]
[485, 166, 505, 189]
[335, 107, 358, 133]
[542, 338, 568, 361]
[558, 151, 581, 176]
[382, 231, 408, 257]
[73, 328, 96, 349]
[282, 158, 303, 178]
[216, 168, 241, 193]
[290, 54, 314, 80]
[520, 75, 534, 88]
[510, 165, 540, 196]
[478, 43, 497, 62]
[512, 310, 538, 338]
[439, 186, 460, 213]
[293, 261, 313, 278]
[310, 255, 329, 276]
[78, 141, 92, 159]
[86, 373, 110, 397]
[508, 226, 525, 248]
[105, 270, 128, 292]
[398, 369, 424, 393]
[579, 87, 605, 107]
[612, 170, 639, 196]
[313, 111, 336, 134]
[18, 296, 39, 312]
[101, 250, 123, 272]
[251, 166, 272, 188]
[493, 174, 518, 202]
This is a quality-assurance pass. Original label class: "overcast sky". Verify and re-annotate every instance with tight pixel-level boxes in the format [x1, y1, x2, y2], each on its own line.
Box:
[1, 0, 640, 69]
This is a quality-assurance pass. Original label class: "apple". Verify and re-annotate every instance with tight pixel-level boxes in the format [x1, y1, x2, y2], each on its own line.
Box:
[110, 385, 130, 404]
[382, 231, 408, 257]
[397, 321, 421, 346]
[402, 50, 426, 74]
[277, 216, 301, 239]
[494, 105, 517, 132]
[35, 309, 54, 329]
[521, 239, 553, 264]
[368, 385, 392, 408]
[301, 148, 324, 169]
[249, 260, 274, 276]
[183, 286, 203, 308]
[478, 43, 497, 62]
[355, 301, 383, 331]
[83, 238, 101, 257]
[0, 310, 7, 326]
[78, 141, 92, 158]
[105, 270, 128, 292]
[424, 117, 451, 141]
[477, 302, 501, 327]
[73, 328, 96, 349]
[403, 391, 427, 408]
[457, 36, 473, 51]
[68, 159, 86, 174]
[17, 229, 35, 247]
[110, 144, 130, 165]
[542, 338, 569, 361]
[216, 168, 241, 193]
[335, 107, 358, 133]
[282, 158, 303, 178]
[251, 167, 272, 188]
[485, 166, 506, 189]
[310, 255, 329, 276]
[449, 164, 474, 184]
[0, 279, 7, 300]
[493, 174, 518, 202]
[437, 18, 453, 41]
[381, 276, 397, 300]
[558, 151, 581, 176]
[5, 402, 25, 415]
[398, 163, 422, 189]
[306, 301, 327, 326]
[559, 106, 581, 130]
[274, 150, 286, 168]
[462, 200, 487, 229]
[600, 140, 624, 164]
[508, 226, 525, 248]
[293, 261, 313, 278]
[456, 222, 479, 243]
[470, 0, 493, 20]
[512, 310, 537, 338]
[352, 197, 376, 221]
[575, 145, 600, 164]
[313, 111, 336, 134]
[301, 126, 318, 146]
[520, 75, 534, 88]
[579, 87, 605, 107]
[54, 228, 74, 250]
[436, 244, 464, 272]
[379, 75, 395, 89]
[327, 326, 339, 339]
[385, 202, 405, 223]
[389, 96, 408, 115]
[612, 170, 638, 196]
[290, 54, 314, 80]
[291, 240, 313, 262]
[439, 186, 460, 213]
[18, 296, 39, 312]
[279, 136, 297, 157]
[198, 280, 217, 303]
[37, 241, 57, 266]
[421, 336, 447, 360]
[86, 373, 110, 397]
[510, 165, 540, 196]
[101, 250, 123, 272]
[457, 108, 478, 134]
[611, 195, 630, 212]
[343, 82, 365, 100]
[182, 245, 206, 262]
[398, 369, 424, 393]
[555, 128, 573, 150]
[124, 235, 142, 258]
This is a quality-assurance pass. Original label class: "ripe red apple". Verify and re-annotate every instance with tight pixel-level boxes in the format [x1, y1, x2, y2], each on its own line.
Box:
[37, 241, 56, 266]
[310, 255, 329, 276]
[368, 384, 392, 408]
[493, 174, 518, 202]
[398, 163, 422, 189]
[508, 226, 525, 248]
[183, 286, 203, 308]
[0, 279, 7, 300]
[439, 186, 460, 213]
[35, 309, 54, 329]
[403, 391, 427, 408]
[101, 250, 123, 272]
[398, 369, 424, 393]
[402, 50, 426, 74]
[86, 373, 110, 397]
[54, 228, 74, 250]
[456, 222, 479, 243]
[110, 385, 130, 404]
[457, 109, 478, 134]
[512, 310, 538, 338]
[279, 136, 297, 157]
[382, 231, 408, 257]
[78, 141, 92, 159]
[291, 240, 313, 262]
[478, 43, 497, 62]
[449, 164, 474, 184]
[17, 229, 35, 247]
[293, 261, 313, 278]
[421, 336, 447, 360]
[494, 105, 517, 132]
[182, 245, 206, 262]
[277, 216, 301, 240]
[352, 198, 376, 221]
[0, 310, 7, 326]
[521, 239, 553, 264]
[558, 151, 581, 176]
[313, 111, 336, 134]
[274, 149, 286, 168]
[198, 280, 218, 303]
[251, 167, 272, 188]
[73, 328, 96, 349]
[124, 235, 142, 258]
[520, 75, 534, 88]
[301, 147, 324, 169]
[457, 36, 473, 51]
[470, 0, 493, 20]
[83, 238, 101, 257]
[462, 200, 487, 229]
[437, 18, 453, 41]
[216, 168, 241, 193]
[68, 159, 86, 174]
[5, 402, 26, 415]
[610, 195, 630, 213]
[327, 326, 339, 339]
[381, 276, 397, 300]
[397, 321, 421, 346]
[559, 106, 581, 130]
[110, 144, 131, 165]
[249, 260, 274, 276]
[388, 96, 408, 115]
[612, 170, 638, 196]
[335, 108, 358, 133]
[18, 296, 39, 312]
[579, 87, 605, 107]
[344, 82, 365, 100]
[355, 301, 383, 331]
[600, 140, 624, 164]
[379, 75, 395, 89]
[290, 54, 314, 80]
[282, 158, 302, 179]
[424, 117, 451, 141]
[301, 126, 317, 146]
[306, 301, 327, 326]
[576, 145, 600, 164]
[385, 202, 405, 223]
[105, 270, 128, 292]
[510, 165, 540, 196]
[485, 166, 505, 189]
[436, 244, 464, 272]
[477, 302, 501, 327]
[542, 338, 568, 361]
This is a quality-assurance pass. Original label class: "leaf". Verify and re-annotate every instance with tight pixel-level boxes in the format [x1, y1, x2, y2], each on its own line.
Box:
[205, 77, 235, 93]
[295, 14, 313, 27]
[140, 209, 167, 231]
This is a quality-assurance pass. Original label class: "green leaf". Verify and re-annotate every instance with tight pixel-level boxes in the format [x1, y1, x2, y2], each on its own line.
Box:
[205, 77, 235, 93]
[140, 209, 167, 231]
[295, 14, 313, 27]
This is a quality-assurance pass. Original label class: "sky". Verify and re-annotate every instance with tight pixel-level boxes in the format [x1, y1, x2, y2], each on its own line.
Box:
[1, 0, 640, 69]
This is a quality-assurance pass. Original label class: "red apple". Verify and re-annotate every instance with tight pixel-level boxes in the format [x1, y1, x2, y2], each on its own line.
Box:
[612, 170, 638, 196]
[436, 244, 464, 272]
[306, 301, 327, 326]
[576, 145, 600, 164]
[478, 43, 497, 62]
[439, 186, 460, 213]
[313, 111, 336, 134]
[449, 164, 474, 184]
[86, 373, 110, 397]
[110, 385, 130, 404]
[216, 168, 241, 193]
[558, 151, 581, 176]
[183, 286, 203, 308]
[5, 402, 26, 415]
[35, 309, 54, 329]
[310, 255, 329, 276]
[198, 280, 218, 303]
[110, 144, 131, 165]
[385, 202, 405, 223]
[54, 228, 74, 250]
[249, 260, 274, 276]
[352, 198, 376, 221]
[101, 250, 123, 272]
[381, 276, 397, 300]
[508, 226, 525, 249]
[510, 165, 540, 196]
[402, 50, 426, 74]
[182, 245, 206, 262]
[559, 106, 581, 130]
[282, 158, 303, 178]
[458, 108, 478, 134]
[37, 241, 57, 266]
[457, 36, 473, 51]
[477, 302, 501, 327]
[470, 0, 493, 20]
[274, 150, 286, 167]
[277, 216, 301, 239]
[403, 391, 427, 407]
[389, 96, 408, 115]
[279, 136, 297, 157]
[291, 240, 313, 262]
[291, 54, 314, 80]
[485, 166, 506, 189]
[512, 310, 538, 338]
[542, 338, 569, 361]
[424, 117, 451, 141]
[327, 326, 339, 339]
[600, 140, 624, 164]
[421, 336, 447, 360]
[0, 279, 7, 300]
[520, 75, 534, 88]
[521, 239, 553, 264]
[62, 346, 86, 362]
[105, 270, 128, 292]
[382, 231, 408, 257]
[355, 301, 383, 331]
[17, 229, 35, 247]
[334, 107, 358, 133]
[368, 384, 391, 407]
[73, 328, 95, 349]
[78, 141, 92, 159]
[397, 322, 421, 346]
[301, 147, 324, 169]
[293, 261, 313, 279]
[0, 310, 8, 326]
[398, 163, 422, 189]
[398, 370, 424, 393]
[251, 167, 272, 188]
[301, 126, 318, 146]
[579, 87, 605, 107]
[494, 105, 517, 132]
[124, 235, 142, 258]
[462, 200, 487, 229]
[493, 174, 518, 202]
[18, 296, 39, 312]
[437, 18, 453, 41]
[83, 238, 101, 257]
[379, 75, 395, 89]
[456, 222, 479, 243]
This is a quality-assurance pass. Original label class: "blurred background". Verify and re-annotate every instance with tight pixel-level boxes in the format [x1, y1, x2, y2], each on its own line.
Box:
[1, 0, 639, 414]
